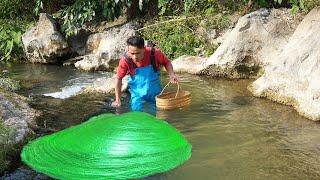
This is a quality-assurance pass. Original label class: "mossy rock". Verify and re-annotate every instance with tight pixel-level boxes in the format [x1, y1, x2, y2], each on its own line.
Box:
[0, 78, 20, 92]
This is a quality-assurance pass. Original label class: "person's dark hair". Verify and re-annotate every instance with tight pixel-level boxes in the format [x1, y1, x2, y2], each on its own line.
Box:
[126, 36, 145, 48]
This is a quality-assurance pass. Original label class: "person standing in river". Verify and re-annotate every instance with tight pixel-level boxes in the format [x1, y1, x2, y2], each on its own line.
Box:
[111, 36, 178, 112]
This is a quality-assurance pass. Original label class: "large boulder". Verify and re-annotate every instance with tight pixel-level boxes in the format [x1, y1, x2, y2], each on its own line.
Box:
[249, 7, 320, 121]
[22, 13, 70, 64]
[74, 22, 139, 71]
[0, 89, 40, 174]
[200, 8, 302, 78]
[67, 29, 91, 56]
[172, 55, 207, 74]
[0, 90, 39, 144]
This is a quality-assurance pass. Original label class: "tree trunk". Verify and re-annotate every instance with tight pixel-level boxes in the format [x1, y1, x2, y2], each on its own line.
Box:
[243, 0, 255, 14]
[127, 0, 158, 20]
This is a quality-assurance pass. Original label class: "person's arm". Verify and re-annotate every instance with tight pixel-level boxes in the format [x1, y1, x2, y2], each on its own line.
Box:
[164, 62, 179, 83]
[156, 49, 179, 83]
[112, 78, 122, 107]
[112, 58, 127, 107]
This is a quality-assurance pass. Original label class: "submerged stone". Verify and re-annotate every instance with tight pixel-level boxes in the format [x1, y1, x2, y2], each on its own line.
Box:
[21, 112, 192, 179]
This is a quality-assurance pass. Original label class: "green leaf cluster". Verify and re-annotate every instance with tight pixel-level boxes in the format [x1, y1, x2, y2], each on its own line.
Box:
[158, 0, 243, 16]
[1, 0, 319, 62]
[304, 0, 320, 11]
[140, 14, 229, 59]
[289, 0, 305, 14]
[0, 78, 21, 92]
[144, 0, 246, 60]
[37, 0, 140, 37]
[0, 20, 33, 62]
[0, 120, 10, 174]
[0, 0, 35, 20]
[53, 0, 98, 37]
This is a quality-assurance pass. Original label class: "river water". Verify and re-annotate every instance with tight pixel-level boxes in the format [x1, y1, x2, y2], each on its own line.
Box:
[4, 62, 320, 179]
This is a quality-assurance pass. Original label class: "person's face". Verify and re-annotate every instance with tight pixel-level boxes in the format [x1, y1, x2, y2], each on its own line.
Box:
[128, 45, 145, 61]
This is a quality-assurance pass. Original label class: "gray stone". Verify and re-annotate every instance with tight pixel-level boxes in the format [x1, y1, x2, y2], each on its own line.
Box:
[249, 7, 320, 121]
[172, 55, 207, 74]
[200, 8, 303, 78]
[0, 91, 39, 144]
[74, 22, 139, 71]
[22, 13, 70, 64]
[2, 167, 50, 180]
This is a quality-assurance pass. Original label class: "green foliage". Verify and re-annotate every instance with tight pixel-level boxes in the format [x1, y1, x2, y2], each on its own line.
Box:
[141, 0, 236, 59]
[141, 19, 203, 59]
[0, 0, 35, 20]
[49, 0, 143, 37]
[34, 0, 45, 16]
[0, 30, 21, 62]
[157, 0, 312, 16]
[0, 78, 20, 92]
[0, 0, 316, 62]
[158, 0, 242, 16]
[0, 121, 10, 144]
[0, 121, 8, 138]
[100, 0, 129, 21]
[140, 14, 229, 59]
[274, 0, 283, 4]
[272, 0, 308, 14]
[147, 0, 314, 60]
[53, 0, 98, 37]
[158, 0, 183, 16]
[0, 0, 35, 62]
[0, 20, 33, 62]
[242, 0, 308, 14]
[256, 0, 271, 7]
[0, 120, 10, 174]
[0, 0, 33, 61]
[304, 0, 320, 11]
[289, 0, 305, 14]
[0, 153, 9, 175]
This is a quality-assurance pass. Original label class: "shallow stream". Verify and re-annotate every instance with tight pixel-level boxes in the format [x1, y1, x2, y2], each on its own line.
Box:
[4, 62, 320, 179]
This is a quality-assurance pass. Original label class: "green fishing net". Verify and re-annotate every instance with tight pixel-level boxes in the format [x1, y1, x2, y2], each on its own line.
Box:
[21, 112, 192, 179]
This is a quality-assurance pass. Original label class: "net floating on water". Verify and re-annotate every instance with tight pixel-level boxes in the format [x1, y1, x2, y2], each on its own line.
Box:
[21, 112, 192, 179]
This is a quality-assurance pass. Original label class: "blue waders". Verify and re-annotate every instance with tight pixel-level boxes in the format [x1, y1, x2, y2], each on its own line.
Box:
[128, 65, 161, 112]
[125, 48, 161, 113]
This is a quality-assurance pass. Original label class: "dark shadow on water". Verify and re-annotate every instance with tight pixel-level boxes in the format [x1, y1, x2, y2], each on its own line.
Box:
[231, 95, 252, 106]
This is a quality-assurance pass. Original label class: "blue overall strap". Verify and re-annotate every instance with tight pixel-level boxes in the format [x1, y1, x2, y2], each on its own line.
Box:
[124, 54, 137, 69]
[150, 47, 157, 72]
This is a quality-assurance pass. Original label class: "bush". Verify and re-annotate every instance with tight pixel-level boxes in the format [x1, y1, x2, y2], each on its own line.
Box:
[0, 121, 10, 175]
[158, 0, 248, 16]
[0, 78, 20, 92]
[0, 0, 35, 20]
[304, 0, 320, 12]
[140, 0, 234, 60]
[50, 0, 136, 37]
[140, 13, 229, 60]
[0, 20, 34, 62]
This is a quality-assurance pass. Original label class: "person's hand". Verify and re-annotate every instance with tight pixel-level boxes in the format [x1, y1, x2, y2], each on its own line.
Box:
[111, 100, 121, 108]
[169, 74, 179, 84]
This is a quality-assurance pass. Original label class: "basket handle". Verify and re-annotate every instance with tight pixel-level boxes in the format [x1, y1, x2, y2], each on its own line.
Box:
[159, 82, 180, 98]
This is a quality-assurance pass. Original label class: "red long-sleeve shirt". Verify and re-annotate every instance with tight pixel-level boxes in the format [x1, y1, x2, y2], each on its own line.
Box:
[116, 47, 172, 80]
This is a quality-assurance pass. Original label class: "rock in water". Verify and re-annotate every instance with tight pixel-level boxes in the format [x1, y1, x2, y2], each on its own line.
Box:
[21, 112, 192, 179]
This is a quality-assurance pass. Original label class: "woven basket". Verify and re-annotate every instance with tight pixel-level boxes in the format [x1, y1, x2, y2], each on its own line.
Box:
[156, 82, 191, 110]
